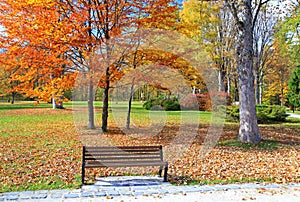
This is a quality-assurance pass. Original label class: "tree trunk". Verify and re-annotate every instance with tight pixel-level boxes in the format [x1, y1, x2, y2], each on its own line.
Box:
[126, 81, 135, 129]
[227, 74, 231, 95]
[255, 73, 260, 104]
[280, 86, 284, 106]
[218, 66, 225, 92]
[259, 80, 263, 105]
[234, 78, 239, 102]
[11, 92, 16, 104]
[236, 1, 261, 144]
[87, 80, 95, 129]
[52, 96, 56, 109]
[101, 69, 110, 132]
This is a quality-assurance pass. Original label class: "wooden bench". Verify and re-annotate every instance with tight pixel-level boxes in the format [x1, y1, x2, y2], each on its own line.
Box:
[82, 145, 168, 184]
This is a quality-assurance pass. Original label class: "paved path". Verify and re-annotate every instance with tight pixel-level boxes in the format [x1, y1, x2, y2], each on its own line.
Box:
[1, 176, 300, 201]
[287, 113, 300, 119]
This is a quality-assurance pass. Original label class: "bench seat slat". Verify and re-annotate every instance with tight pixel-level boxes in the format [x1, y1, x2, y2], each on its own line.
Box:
[85, 149, 160, 153]
[85, 156, 161, 161]
[85, 146, 160, 150]
[85, 161, 166, 168]
[84, 153, 160, 157]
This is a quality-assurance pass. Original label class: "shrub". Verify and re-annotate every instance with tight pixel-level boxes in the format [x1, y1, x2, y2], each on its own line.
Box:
[226, 105, 288, 123]
[197, 92, 212, 111]
[143, 96, 180, 111]
[180, 93, 199, 110]
[226, 105, 239, 122]
[162, 99, 180, 111]
[264, 105, 288, 121]
[143, 98, 157, 110]
[197, 91, 231, 111]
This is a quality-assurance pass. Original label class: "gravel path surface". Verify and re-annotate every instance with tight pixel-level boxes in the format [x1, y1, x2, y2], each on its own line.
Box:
[1, 176, 300, 202]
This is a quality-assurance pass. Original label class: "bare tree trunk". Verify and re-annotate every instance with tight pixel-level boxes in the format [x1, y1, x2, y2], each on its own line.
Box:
[234, 78, 239, 102]
[11, 92, 16, 104]
[102, 70, 110, 132]
[52, 96, 56, 109]
[227, 74, 231, 94]
[218, 68, 225, 92]
[226, 0, 263, 143]
[235, 1, 260, 144]
[255, 73, 259, 104]
[126, 81, 135, 129]
[259, 80, 263, 105]
[87, 79, 95, 129]
[280, 86, 284, 106]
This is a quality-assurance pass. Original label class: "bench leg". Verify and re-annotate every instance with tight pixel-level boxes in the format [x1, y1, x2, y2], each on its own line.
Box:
[158, 166, 163, 177]
[163, 163, 168, 182]
[82, 164, 85, 185]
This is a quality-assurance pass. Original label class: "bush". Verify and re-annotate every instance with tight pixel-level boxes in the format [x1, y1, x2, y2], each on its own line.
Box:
[226, 105, 288, 123]
[143, 98, 158, 110]
[197, 91, 231, 111]
[162, 99, 180, 111]
[180, 93, 199, 110]
[226, 105, 239, 122]
[143, 96, 180, 111]
[197, 92, 212, 111]
[264, 105, 288, 121]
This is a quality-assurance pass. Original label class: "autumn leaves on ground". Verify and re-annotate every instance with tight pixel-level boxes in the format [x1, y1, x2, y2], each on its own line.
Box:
[1, 102, 300, 193]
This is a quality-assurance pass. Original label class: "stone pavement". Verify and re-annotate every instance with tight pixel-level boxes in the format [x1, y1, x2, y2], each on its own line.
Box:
[1, 176, 300, 201]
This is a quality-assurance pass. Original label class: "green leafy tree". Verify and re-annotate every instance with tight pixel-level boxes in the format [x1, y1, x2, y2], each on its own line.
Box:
[287, 66, 300, 111]
[277, 4, 300, 66]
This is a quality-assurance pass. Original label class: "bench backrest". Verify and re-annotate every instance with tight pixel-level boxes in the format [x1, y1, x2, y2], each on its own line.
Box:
[83, 145, 164, 166]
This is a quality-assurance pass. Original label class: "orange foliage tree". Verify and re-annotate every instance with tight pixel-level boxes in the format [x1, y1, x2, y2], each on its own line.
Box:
[61, 0, 178, 131]
[0, 0, 76, 108]
[0, 0, 179, 130]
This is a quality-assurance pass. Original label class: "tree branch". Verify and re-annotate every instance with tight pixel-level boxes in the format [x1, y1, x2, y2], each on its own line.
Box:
[252, 0, 271, 29]
[224, 0, 242, 29]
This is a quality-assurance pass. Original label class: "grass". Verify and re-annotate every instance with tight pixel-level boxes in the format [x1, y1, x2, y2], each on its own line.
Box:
[0, 102, 52, 110]
[176, 176, 274, 186]
[0, 175, 82, 193]
[218, 139, 280, 150]
[0, 101, 300, 192]
[286, 109, 300, 115]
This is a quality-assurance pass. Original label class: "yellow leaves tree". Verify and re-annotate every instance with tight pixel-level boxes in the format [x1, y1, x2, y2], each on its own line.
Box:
[0, 66, 12, 101]
[264, 40, 291, 106]
[180, 0, 236, 93]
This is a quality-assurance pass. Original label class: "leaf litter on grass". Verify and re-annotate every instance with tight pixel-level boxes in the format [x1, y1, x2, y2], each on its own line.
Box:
[1, 108, 300, 192]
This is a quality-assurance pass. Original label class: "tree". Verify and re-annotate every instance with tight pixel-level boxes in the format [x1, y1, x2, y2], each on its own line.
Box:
[277, 3, 300, 66]
[263, 40, 291, 106]
[0, 0, 178, 131]
[225, 0, 272, 143]
[180, 0, 236, 93]
[287, 66, 300, 111]
[253, 4, 277, 105]
[0, 0, 75, 108]
[0, 67, 14, 103]
[276, 2, 299, 111]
